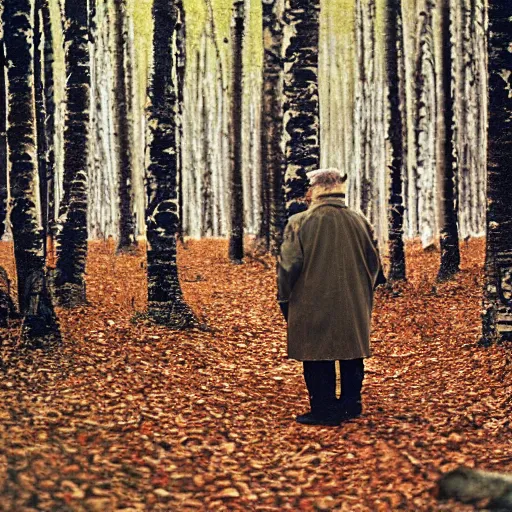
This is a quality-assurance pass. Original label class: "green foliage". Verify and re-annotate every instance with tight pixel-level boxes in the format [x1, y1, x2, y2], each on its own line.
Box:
[321, 0, 355, 39]
[183, 0, 207, 52]
[129, 0, 153, 96]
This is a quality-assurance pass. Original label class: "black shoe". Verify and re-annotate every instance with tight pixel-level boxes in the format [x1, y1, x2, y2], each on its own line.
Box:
[337, 400, 362, 422]
[295, 412, 340, 426]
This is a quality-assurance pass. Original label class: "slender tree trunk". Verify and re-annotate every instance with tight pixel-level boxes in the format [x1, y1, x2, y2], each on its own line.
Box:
[465, 0, 478, 237]
[125, 12, 143, 238]
[2, 0, 58, 339]
[398, 1, 409, 232]
[260, 0, 285, 255]
[204, 0, 228, 238]
[211, 60, 222, 237]
[176, 0, 186, 243]
[414, 1, 437, 249]
[200, 33, 214, 236]
[113, 0, 136, 252]
[474, 0, 487, 236]
[283, 0, 320, 217]
[352, 0, 364, 212]
[146, 0, 195, 327]
[0, 33, 7, 239]
[401, 0, 418, 239]
[482, 0, 512, 344]
[229, 0, 245, 263]
[361, 0, 376, 220]
[203, 47, 214, 237]
[219, 70, 229, 236]
[89, 1, 117, 241]
[55, 0, 91, 306]
[41, 0, 56, 254]
[34, 0, 48, 259]
[88, 1, 102, 240]
[454, 0, 470, 239]
[436, 0, 460, 281]
[386, 0, 406, 281]
[190, 47, 202, 237]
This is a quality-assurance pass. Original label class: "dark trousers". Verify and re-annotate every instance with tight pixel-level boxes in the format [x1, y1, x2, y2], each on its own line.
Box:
[303, 359, 364, 416]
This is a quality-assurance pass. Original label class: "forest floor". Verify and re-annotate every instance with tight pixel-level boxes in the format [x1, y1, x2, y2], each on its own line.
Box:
[0, 238, 511, 512]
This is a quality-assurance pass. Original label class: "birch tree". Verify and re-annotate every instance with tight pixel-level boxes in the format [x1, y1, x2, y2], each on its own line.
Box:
[362, 0, 377, 221]
[260, 0, 285, 254]
[283, 0, 320, 217]
[88, 0, 117, 240]
[176, 0, 186, 243]
[414, 1, 437, 249]
[456, 0, 487, 239]
[352, 0, 365, 212]
[482, 0, 512, 344]
[55, 0, 91, 307]
[41, 0, 56, 244]
[435, 0, 460, 280]
[2, 0, 58, 338]
[386, 0, 406, 281]
[113, 0, 137, 252]
[229, 0, 245, 263]
[402, 0, 421, 239]
[146, 0, 195, 327]
[473, 0, 487, 237]
[34, 0, 49, 252]
[200, 33, 214, 237]
[0, 22, 7, 240]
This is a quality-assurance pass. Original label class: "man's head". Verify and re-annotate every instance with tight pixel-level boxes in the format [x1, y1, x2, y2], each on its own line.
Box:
[305, 168, 347, 202]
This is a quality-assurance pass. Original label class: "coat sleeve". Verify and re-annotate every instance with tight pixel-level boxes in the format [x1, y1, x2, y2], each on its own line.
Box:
[277, 218, 304, 305]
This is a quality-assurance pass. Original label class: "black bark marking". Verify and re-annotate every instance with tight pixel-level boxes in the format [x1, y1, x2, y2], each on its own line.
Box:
[146, 0, 195, 328]
[482, 0, 512, 343]
[229, 0, 245, 263]
[3, 0, 58, 340]
[283, 0, 320, 218]
[437, 0, 461, 281]
[55, 0, 91, 306]
[386, 0, 407, 281]
[114, 0, 137, 252]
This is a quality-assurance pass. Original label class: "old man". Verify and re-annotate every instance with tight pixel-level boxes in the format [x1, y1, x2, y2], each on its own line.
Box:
[278, 168, 384, 426]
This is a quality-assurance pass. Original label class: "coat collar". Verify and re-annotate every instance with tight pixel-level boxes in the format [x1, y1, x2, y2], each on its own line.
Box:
[310, 193, 347, 209]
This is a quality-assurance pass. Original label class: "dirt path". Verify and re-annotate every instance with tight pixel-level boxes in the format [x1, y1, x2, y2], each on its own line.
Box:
[0, 239, 510, 511]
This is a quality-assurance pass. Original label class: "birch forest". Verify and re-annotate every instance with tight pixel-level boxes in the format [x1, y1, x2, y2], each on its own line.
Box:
[0, 0, 489, 241]
[0, 0, 511, 510]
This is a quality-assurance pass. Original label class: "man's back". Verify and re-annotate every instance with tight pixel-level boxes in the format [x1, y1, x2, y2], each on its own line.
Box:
[279, 194, 381, 361]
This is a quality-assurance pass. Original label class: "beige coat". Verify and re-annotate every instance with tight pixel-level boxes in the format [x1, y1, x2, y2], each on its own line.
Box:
[278, 194, 382, 361]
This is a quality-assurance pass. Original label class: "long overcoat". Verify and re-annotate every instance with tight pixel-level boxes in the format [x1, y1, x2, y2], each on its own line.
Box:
[277, 194, 382, 361]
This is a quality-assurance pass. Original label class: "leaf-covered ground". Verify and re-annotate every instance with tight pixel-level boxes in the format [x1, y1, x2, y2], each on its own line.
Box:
[0, 239, 510, 511]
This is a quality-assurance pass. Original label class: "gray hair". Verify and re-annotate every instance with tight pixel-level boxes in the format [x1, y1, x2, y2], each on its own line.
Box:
[307, 168, 347, 189]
